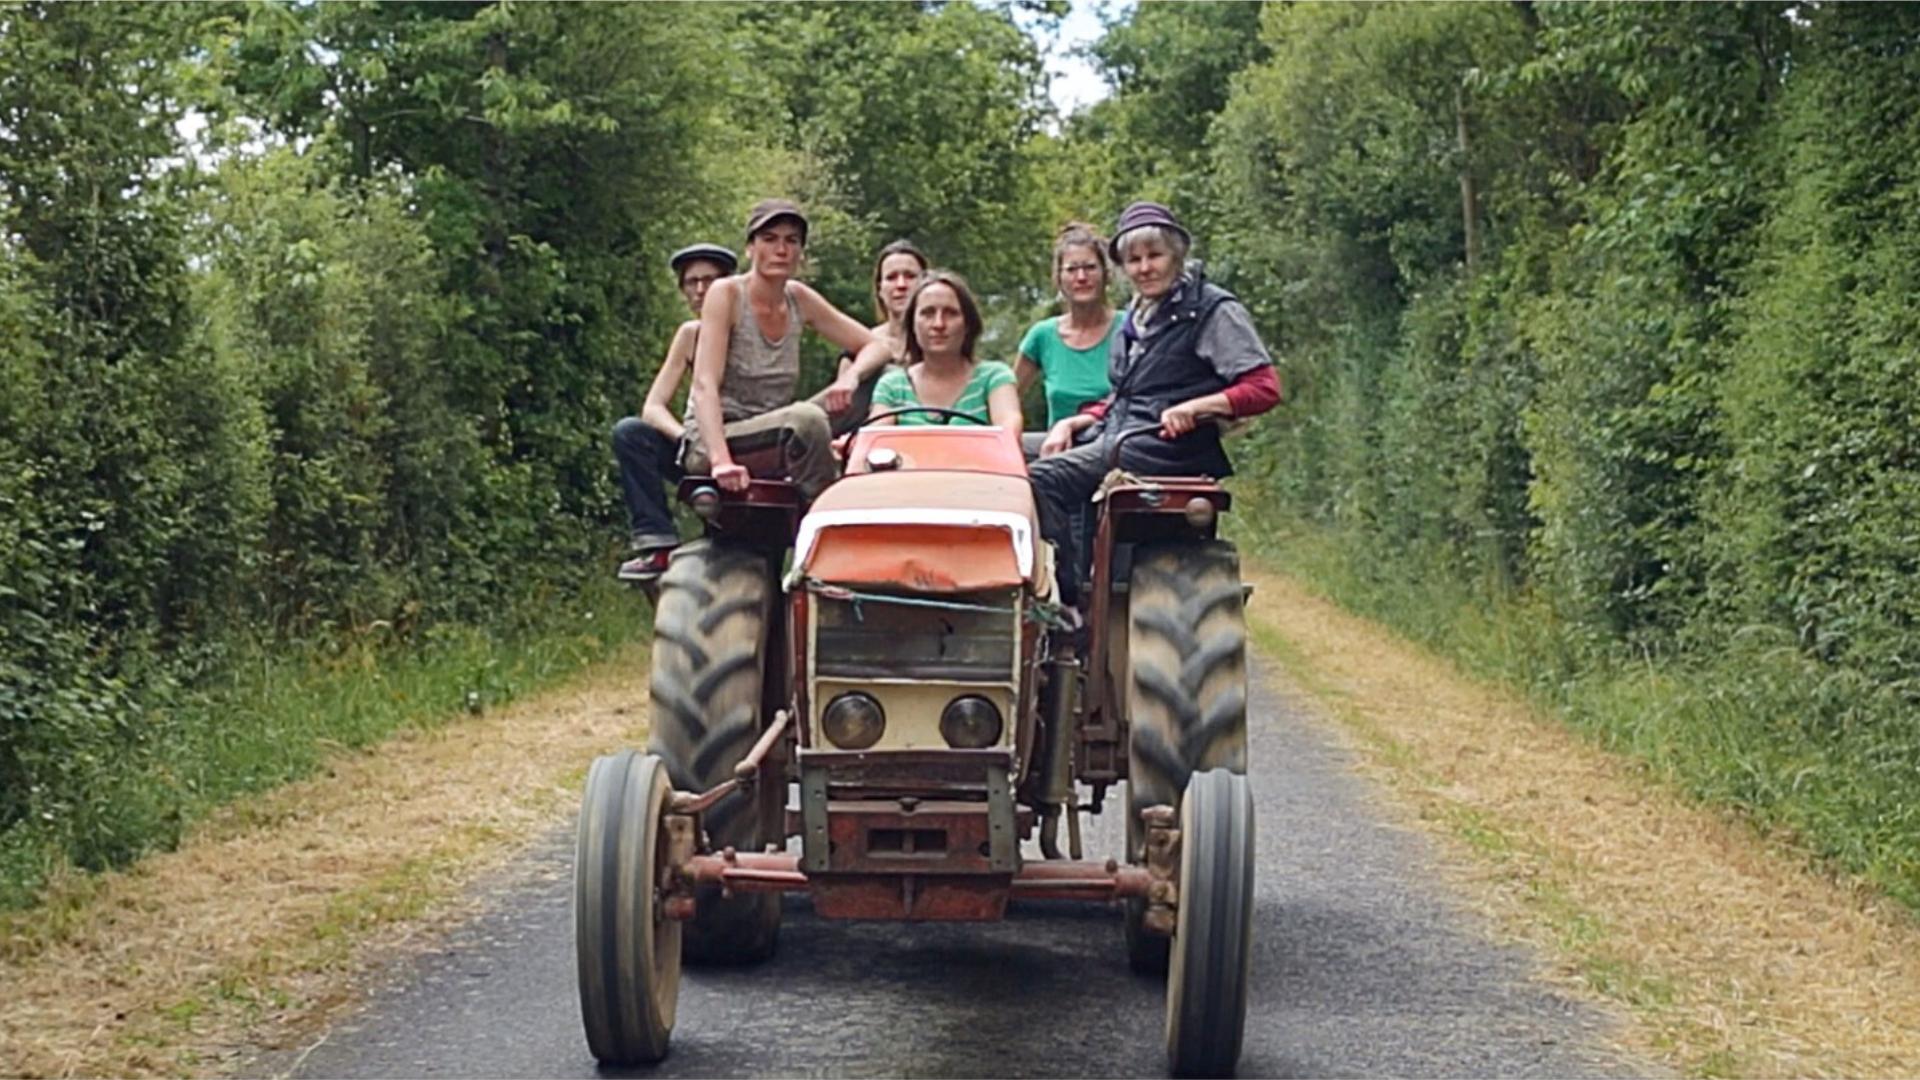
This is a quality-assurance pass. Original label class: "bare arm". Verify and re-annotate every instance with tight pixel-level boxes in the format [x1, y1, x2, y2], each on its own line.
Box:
[790, 282, 879, 413]
[1158, 391, 1234, 438]
[791, 282, 876, 355]
[1015, 354, 1042, 398]
[987, 381, 1022, 431]
[843, 338, 893, 384]
[841, 323, 895, 379]
[640, 321, 697, 440]
[1039, 411, 1098, 456]
[691, 278, 747, 488]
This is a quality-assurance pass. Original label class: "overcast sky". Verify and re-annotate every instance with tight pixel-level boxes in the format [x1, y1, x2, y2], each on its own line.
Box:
[1028, 0, 1132, 119]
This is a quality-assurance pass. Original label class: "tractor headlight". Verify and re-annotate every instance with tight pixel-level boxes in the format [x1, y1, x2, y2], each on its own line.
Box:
[822, 692, 886, 750]
[939, 695, 1003, 749]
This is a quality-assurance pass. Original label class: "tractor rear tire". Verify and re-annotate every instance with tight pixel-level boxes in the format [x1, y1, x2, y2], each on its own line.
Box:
[646, 541, 781, 965]
[1165, 768, 1255, 1078]
[1123, 540, 1247, 975]
[1125, 539, 1248, 813]
[575, 750, 680, 1065]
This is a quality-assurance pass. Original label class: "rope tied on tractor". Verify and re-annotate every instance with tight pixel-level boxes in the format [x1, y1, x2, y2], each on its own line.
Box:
[807, 580, 1017, 621]
[1024, 597, 1080, 632]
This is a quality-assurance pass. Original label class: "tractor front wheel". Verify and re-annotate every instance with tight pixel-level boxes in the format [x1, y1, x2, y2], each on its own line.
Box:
[574, 750, 681, 1066]
[1165, 767, 1255, 1078]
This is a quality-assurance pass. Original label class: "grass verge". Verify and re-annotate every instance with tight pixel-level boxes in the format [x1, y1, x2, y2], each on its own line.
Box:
[0, 575, 650, 912]
[0, 578, 658, 1078]
[1229, 509, 1920, 914]
[1236, 534, 1920, 1077]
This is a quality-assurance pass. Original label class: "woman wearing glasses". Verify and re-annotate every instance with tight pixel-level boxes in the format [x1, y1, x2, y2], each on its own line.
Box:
[1016, 222, 1120, 453]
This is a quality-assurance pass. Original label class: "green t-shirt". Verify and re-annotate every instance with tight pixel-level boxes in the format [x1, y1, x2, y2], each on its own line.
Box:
[872, 360, 1016, 426]
[1019, 315, 1118, 427]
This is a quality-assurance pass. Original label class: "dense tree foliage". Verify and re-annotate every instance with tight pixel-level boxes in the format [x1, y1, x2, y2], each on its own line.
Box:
[0, 0, 1060, 895]
[6, 1, 1920, 905]
[1081, 1, 1918, 898]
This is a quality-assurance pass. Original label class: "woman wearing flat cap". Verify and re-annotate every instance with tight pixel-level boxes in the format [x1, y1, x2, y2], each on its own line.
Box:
[1029, 200, 1283, 609]
[684, 198, 891, 498]
[611, 241, 739, 580]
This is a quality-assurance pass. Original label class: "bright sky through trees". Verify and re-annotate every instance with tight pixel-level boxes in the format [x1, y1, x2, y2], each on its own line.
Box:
[1028, 0, 1129, 118]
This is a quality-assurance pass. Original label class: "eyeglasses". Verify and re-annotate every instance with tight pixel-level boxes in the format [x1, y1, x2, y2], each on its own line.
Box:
[1060, 262, 1103, 277]
[680, 274, 722, 290]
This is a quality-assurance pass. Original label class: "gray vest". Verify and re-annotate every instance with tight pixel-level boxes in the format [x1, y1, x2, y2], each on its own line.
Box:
[683, 279, 802, 443]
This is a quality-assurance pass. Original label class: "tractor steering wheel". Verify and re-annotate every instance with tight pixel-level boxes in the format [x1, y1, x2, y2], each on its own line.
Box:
[856, 406, 992, 430]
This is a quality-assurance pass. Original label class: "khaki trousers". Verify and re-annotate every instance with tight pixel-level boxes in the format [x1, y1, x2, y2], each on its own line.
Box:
[681, 401, 838, 500]
[678, 368, 882, 500]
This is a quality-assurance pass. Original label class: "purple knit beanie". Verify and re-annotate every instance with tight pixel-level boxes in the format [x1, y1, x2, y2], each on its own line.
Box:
[1109, 201, 1191, 260]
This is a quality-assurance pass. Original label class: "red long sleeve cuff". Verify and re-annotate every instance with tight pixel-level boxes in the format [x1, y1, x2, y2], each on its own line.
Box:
[1222, 366, 1282, 418]
[1078, 397, 1112, 422]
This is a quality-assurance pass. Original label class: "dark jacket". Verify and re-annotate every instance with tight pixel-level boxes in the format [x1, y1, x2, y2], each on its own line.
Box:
[1097, 275, 1240, 477]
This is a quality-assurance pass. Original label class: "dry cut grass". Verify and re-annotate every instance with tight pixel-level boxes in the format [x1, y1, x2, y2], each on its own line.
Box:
[0, 642, 652, 1079]
[1243, 565, 1920, 1078]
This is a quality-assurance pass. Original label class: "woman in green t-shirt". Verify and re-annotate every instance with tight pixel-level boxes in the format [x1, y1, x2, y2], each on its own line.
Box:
[870, 270, 1022, 430]
[1016, 222, 1120, 430]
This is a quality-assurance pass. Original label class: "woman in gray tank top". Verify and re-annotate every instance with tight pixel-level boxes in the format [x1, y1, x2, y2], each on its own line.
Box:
[684, 198, 892, 498]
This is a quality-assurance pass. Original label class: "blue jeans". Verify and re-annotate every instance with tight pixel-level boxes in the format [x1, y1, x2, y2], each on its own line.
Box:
[611, 417, 683, 543]
[1029, 435, 1192, 607]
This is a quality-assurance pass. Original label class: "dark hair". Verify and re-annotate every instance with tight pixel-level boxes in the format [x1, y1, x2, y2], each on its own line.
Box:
[1052, 221, 1110, 288]
[902, 270, 984, 365]
[870, 238, 929, 323]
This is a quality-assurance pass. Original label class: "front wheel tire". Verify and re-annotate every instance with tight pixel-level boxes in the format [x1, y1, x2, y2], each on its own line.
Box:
[575, 750, 681, 1065]
[1165, 768, 1255, 1078]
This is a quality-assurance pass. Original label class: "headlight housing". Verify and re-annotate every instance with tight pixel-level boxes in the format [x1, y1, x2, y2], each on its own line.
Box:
[939, 694, 1003, 749]
[822, 691, 886, 750]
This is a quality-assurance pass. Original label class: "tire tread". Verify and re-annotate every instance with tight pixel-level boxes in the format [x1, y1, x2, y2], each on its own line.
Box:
[645, 542, 781, 964]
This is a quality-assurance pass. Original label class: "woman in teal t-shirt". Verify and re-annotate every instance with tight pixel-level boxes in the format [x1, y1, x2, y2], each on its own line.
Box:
[1016, 222, 1120, 430]
[871, 270, 1022, 430]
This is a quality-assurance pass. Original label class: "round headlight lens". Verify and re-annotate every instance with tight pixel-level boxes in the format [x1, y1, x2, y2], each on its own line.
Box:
[939, 695, 1003, 749]
[822, 692, 886, 750]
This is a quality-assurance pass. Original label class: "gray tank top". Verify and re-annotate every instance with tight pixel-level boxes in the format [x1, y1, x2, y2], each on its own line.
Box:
[683, 278, 802, 441]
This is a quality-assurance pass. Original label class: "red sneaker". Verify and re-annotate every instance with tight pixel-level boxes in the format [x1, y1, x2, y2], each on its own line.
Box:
[617, 546, 674, 582]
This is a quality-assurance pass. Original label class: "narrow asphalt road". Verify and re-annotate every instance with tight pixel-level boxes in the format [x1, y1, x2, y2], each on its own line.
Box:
[266, 655, 1648, 1078]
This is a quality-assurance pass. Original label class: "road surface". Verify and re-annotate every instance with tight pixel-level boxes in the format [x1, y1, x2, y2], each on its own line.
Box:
[268, 655, 1647, 1078]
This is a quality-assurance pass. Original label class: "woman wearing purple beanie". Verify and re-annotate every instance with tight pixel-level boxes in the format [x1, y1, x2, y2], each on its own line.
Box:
[1027, 201, 1283, 609]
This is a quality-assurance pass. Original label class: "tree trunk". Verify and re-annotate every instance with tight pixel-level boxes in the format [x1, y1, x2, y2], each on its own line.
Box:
[1456, 82, 1480, 277]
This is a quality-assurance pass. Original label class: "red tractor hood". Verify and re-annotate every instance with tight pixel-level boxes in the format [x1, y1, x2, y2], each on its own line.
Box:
[794, 471, 1040, 592]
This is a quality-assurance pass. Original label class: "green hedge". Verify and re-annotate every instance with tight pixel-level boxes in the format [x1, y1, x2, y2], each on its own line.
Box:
[0, 0, 1061, 905]
[1171, 2, 1920, 902]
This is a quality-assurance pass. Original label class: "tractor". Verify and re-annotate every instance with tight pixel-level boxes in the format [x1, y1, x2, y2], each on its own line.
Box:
[575, 408, 1254, 1077]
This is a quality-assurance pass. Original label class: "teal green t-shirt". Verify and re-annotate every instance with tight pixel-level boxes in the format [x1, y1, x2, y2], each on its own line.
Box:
[872, 360, 1016, 426]
[1018, 315, 1118, 427]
